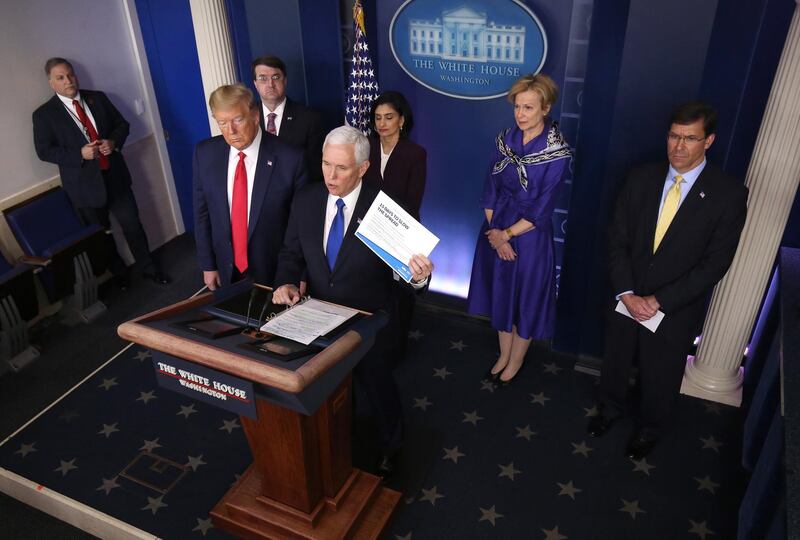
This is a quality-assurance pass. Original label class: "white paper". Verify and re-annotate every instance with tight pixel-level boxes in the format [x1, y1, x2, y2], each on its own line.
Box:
[615, 300, 665, 333]
[355, 191, 439, 282]
[261, 299, 358, 345]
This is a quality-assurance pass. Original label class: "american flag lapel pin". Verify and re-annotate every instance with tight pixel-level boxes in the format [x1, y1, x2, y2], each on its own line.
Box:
[700, 191, 706, 198]
[267, 160, 273, 167]
[357, 218, 362, 224]
[287, 116, 293, 121]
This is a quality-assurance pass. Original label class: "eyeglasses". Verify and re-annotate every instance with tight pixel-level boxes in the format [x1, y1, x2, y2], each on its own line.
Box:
[255, 74, 284, 83]
[667, 132, 706, 145]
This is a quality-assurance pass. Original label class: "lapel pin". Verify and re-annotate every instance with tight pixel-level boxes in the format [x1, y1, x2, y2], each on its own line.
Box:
[357, 218, 362, 224]
[287, 116, 293, 121]
[700, 191, 705, 198]
[267, 160, 273, 167]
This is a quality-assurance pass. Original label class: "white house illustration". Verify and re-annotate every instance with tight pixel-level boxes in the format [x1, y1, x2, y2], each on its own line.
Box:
[409, 5, 526, 63]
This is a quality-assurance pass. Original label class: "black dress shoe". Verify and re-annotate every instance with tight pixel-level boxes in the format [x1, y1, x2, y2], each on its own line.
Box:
[143, 270, 172, 285]
[626, 432, 658, 460]
[376, 453, 396, 480]
[587, 414, 616, 438]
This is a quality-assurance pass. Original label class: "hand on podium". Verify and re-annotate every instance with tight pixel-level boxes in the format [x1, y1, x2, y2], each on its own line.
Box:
[273, 284, 301, 305]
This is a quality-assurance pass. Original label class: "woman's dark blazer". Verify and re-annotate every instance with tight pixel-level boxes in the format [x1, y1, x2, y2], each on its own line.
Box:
[363, 137, 427, 220]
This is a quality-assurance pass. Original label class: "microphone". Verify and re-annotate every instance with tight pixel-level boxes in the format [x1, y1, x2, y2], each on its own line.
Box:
[244, 288, 258, 331]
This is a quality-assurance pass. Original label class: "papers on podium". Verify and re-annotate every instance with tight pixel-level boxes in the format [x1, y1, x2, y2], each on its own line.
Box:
[355, 191, 439, 282]
[261, 299, 358, 345]
[614, 300, 664, 333]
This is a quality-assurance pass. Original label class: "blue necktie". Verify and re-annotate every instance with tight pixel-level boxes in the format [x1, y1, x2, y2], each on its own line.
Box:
[326, 198, 345, 270]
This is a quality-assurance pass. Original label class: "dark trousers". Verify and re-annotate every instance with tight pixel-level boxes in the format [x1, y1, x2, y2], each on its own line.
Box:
[392, 281, 416, 365]
[77, 172, 156, 276]
[598, 311, 689, 437]
[354, 321, 404, 453]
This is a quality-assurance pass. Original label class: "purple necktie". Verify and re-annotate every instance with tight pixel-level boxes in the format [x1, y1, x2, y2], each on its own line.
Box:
[267, 113, 277, 135]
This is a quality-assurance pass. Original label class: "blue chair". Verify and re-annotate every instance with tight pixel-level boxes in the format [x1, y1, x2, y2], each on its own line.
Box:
[4, 188, 107, 323]
[0, 255, 39, 373]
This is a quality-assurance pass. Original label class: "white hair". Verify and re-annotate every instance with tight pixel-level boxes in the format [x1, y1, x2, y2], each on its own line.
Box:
[323, 125, 370, 164]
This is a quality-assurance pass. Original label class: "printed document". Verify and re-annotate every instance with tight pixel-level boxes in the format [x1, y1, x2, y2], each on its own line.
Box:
[261, 299, 358, 345]
[615, 300, 664, 333]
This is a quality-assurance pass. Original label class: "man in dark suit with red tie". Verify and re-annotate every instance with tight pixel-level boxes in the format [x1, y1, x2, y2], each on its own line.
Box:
[272, 126, 433, 479]
[587, 102, 748, 459]
[252, 55, 325, 183]
[32, 57, 169, 287]
[192, 84, 308, 290]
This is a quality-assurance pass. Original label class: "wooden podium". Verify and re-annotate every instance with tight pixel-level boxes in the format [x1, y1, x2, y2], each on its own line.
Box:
[118, 291, 400, 539]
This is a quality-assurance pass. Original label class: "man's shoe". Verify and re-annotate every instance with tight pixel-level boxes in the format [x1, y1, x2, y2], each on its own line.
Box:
[376, 453, 396, 480]
[143, 270, 172, 285]
[626, 431, 658, 460]
[587, 414, 616, 438]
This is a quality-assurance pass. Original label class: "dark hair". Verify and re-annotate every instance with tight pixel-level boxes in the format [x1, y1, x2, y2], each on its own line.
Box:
[669, 101, 717, 137]
[369, 91, 414, 137]
[44, 57, 73, 76]
[251, 55, 287, 80]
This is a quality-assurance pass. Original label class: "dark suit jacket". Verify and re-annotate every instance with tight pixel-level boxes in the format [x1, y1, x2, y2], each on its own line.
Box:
[607, 161, 748, 347]
[259, 98, 324, 183]
[274, 182, 399, 313]
[33, 90, 131, 208]
[363, 138, 427, 220]
[192, 131, 308, 287]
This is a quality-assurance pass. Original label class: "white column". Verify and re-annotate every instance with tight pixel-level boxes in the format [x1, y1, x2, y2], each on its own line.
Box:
[188, 0, 238, 135]
[680, 0, 800, 406]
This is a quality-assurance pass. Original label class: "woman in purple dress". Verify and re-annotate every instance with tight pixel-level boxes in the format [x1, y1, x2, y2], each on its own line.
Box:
[467, 74, 571, 383]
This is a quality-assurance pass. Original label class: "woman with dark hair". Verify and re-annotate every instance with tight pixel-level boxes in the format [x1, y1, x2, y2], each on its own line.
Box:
[363, 91, 428, 364]
[467, 73, 572, 384]
[363, 91, 427, 219]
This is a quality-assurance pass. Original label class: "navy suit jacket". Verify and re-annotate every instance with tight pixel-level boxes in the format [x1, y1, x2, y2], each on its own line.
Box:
[33, 90, 132, 208]
[192, 131, 308, 287]
[363, 137, 427, 220]
[259, 98, 324, 183]
[274, 182, 397, 313]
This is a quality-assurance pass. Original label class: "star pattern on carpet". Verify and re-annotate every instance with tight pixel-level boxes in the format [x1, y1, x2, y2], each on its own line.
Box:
[96, 476, 120, 495]
[557, 481, 581, 500]
[186, 454, 207, 472]
[133, 350, 151, 362]
[219, 418, 241, 434]
[177, 403, 198, 418]
[541, 525, 567, 539]
[142, 495, 168, 515]
[394, 533, 412, 540]
[432, 366, 452, 380]
[583, 405, 598, 417]
[98, 377, 119, 390]
[192, 517, 213, 535]
[571, 441, 593, 458]
[462, 410, 484, 426]
[480, 379, 497, 393]
[58, 410, 79, 422]
[700, 435, 723, 453]
[136, 390, 157, 404]
[619, 498, 646, 519]
[54, 458, 78, 476]
[478, 505, 503, 526]
[449, 340, 467, 351]
[530, 392, 551, 406]
[703, 402, 723, 415]
[694, 475, 720, 494]
[97, 422, 120, 438]
[542, 362, 562, 375]
[419, 486, 444, 506]
[140, 438, 162, 452]
[688, 519, 715, 539]
[413, 396, 432, 411]
[442, 446, 465, 464]
[515, 425, 537, 441]
[408, 329, 423, 340]
[630, 457, 655, 475]
[15, 442, 36, 458]
[498, 462, 521, 481]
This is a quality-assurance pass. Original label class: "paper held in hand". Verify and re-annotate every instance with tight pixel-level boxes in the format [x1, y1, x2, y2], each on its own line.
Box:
[355, 191, 439, 282]
[614, 300, 664, 333]
[261, 299, 358, 345]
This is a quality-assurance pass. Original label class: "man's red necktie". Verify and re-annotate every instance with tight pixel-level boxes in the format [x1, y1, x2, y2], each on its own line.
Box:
[72, 99, 109, 170]
[231, 151, 248, 274]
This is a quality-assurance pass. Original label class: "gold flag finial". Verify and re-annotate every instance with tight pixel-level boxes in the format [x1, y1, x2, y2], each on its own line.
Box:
[353, 0, 366, 35]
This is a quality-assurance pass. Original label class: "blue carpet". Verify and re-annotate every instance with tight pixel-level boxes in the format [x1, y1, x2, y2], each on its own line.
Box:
[0, 305, 745, 539]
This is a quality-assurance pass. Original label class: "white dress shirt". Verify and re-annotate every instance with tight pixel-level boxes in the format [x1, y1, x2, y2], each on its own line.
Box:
[226, 129, 263, 221]
[57, 91, 98, 141]
[261, 98, 286, 135]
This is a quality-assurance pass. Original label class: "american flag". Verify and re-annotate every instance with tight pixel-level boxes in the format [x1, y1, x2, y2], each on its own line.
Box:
[344, 0, 379, 135]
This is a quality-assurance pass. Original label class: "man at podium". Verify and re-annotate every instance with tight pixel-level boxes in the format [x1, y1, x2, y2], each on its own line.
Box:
[272, 125, 433, 479]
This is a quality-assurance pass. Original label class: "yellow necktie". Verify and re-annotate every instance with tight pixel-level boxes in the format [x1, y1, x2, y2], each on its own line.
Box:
[653, 175, 684, 252]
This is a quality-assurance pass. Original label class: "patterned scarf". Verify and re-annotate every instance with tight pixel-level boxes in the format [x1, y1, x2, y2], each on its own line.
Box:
[492, 122, 571, 191]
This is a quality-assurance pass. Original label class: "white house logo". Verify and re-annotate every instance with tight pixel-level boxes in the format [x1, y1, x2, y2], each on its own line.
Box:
[390, 1, 547, 100]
